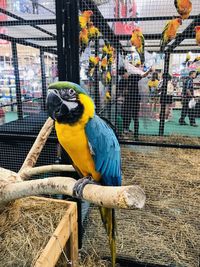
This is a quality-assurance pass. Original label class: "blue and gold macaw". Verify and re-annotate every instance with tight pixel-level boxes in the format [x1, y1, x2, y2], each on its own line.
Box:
[46, 81, 121, 267]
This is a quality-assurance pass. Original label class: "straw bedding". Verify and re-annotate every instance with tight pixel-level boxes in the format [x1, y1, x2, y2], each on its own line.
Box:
[0, 197, 69, 267]
[0, 145, 199, 267]
[140, 135, 200, 146]
[82, 146, 200, 267]
[121, 133, 200, 146]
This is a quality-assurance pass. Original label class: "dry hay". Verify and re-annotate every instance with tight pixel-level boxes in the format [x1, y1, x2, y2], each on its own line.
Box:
[121, 133, 200, 146]
[0, 146, 199, 267]
[0, 197, 111, 267]
[140, 135, 200, 146]
[0, 197, 70, 267]
[78, 252, 111, 267]
[82, 146, 200, 267]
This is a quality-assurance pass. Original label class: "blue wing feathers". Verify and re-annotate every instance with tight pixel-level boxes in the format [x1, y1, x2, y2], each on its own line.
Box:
[100, 154, 110, 175]
[85, 115, 122, 186]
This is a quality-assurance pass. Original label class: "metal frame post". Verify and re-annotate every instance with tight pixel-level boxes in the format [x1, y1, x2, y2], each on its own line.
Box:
[159, 52, 170, 136]
[64, 0, 71, 81]
[55, 0, 66, 81]
[69, 0, 80, 83]
[56, 0, 83, 250]
[64, 0, 80, 83]
[11, 42, 23, 120]
[40, 49, 47, 111]
[65, 0, 82, 249]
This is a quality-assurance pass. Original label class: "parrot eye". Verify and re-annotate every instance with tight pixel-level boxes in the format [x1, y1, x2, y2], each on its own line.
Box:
[68, 88, 76, 97]
[59, 88, 76, 100]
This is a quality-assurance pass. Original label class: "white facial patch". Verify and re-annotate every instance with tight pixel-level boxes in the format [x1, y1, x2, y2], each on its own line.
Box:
[63, 100, 78, 110]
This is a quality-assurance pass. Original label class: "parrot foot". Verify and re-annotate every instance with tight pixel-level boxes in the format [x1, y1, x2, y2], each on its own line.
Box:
[73, 176, 98, 199]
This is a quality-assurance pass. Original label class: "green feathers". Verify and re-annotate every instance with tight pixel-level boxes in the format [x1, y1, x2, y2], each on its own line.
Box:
[48, 81, 88, 95]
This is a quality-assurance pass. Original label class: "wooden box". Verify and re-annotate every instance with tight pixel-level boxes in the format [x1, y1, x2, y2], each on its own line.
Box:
[0, 196, 78, 267]
[33, 197, 78, 267]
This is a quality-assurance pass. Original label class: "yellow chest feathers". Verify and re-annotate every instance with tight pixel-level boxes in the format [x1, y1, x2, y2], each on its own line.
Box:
[55, 93, 101, 180]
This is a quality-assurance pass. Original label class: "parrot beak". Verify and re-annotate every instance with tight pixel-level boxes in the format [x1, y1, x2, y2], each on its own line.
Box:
[46, 89, 80, 123]
[46, 90, 63, 120]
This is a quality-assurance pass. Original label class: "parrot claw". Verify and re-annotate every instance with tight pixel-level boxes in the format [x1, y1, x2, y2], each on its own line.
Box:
[73, 176, 98, 198]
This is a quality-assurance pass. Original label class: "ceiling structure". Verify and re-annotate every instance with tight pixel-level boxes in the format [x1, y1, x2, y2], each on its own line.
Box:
[0, 0, 199, 55]
[0, 0, 56, 54]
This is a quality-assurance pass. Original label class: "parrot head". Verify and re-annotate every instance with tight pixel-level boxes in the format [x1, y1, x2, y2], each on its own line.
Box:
[132, 27, 142, 34]
[46, 81, 91, 124]
[89, 56, 100, 65]
[81, 28, 88, 35]
[186, 52, 191, 60]
[135, 60, 141, 66]
[175, 17, 182, 25]
[82, 10, 93, 18]
[195, 26, 200, 32]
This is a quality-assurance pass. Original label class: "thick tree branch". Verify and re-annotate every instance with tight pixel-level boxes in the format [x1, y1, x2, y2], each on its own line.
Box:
[0, 115, 146, 211]
[18, 117, 54, 176]
[19, 165, 75, 180]
[0, 170, 145, 210]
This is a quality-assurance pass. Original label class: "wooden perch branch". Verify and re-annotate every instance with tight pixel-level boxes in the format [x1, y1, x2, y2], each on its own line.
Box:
[0, 175, 146, 209]
[19, 117, 54, 176]
[0, 116, 146, 211]
[19, 165, 75, 180]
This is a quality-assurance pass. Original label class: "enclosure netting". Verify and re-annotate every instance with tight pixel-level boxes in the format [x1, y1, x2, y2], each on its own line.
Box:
[0, 0, 58, 172]
[0, 0, 200, 266]
[82, 144, 200, 267]
[79, 0, 200, 145]
[80, 1, 200, 266]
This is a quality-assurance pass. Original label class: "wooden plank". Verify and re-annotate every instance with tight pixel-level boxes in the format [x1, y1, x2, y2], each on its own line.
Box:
[29, 196, 71, 206]
[34, 211, 71, 267]
[69, 206, 78, 267]
[34, 198, 77, 267]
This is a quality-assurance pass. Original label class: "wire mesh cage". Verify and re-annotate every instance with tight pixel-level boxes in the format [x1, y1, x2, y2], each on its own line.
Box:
[0, 0, 200, 267]
[82, 144, 200, 267]
[79, 0, 200, 146]
[0, 0, 57, 172]
[0, 0, 200, 146]
[78, 2, 199, 266]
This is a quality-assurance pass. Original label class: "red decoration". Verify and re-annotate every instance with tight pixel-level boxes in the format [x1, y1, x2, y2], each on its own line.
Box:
[114, 0, 137, 35]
